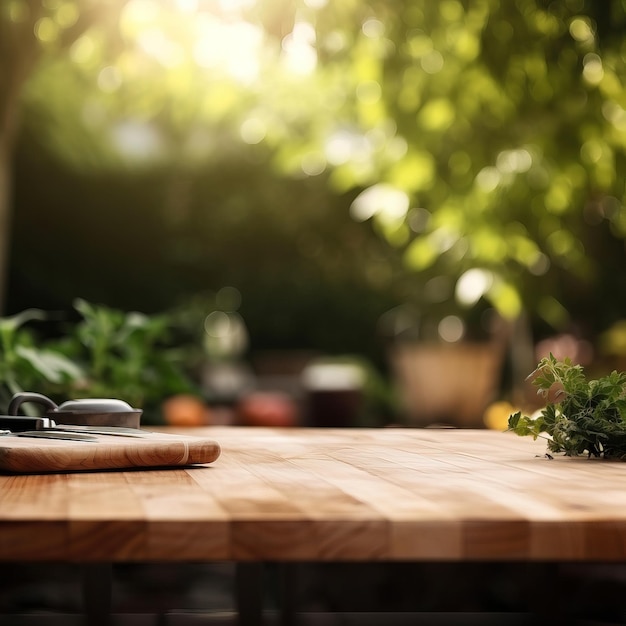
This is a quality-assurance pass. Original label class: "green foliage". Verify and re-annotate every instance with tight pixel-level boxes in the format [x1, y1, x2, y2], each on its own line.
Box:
[49, 299, 197, 419]
[303, 0, 626, 321]
[508, 354, 626, 459]
[0, 300, 197, 422]
[7, 0, 626, 347]
[0, 308, 84, 414]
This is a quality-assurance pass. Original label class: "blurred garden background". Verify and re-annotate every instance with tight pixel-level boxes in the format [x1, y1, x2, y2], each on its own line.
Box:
[2, 0, 626, 429]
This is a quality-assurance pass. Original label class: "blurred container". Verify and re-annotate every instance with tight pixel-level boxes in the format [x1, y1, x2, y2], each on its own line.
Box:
[237, 391, 299, 427]
[162, 394, 212, 426]
[301, 362, 365, 427]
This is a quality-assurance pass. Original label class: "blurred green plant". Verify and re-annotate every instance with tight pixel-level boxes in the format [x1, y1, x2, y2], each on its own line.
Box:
[599, 320, 626, 358]
[5, 0, 626, 354]
[0, 308, 84, 414]
[50, 299, 198, 420]
[0, 299, 198, 422]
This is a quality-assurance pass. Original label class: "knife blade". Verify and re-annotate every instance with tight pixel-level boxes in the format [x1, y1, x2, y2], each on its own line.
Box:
[52, 425, 148, 437]
[13, 430, 98, 442]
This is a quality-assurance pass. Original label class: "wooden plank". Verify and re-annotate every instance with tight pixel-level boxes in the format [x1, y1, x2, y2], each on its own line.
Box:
[189, 451, 318, 560]
[285, 452, 462, 560]
[0, 474, 69, 560]
[126, 467, 230, 560]
[299, 431, 524, 560]
[0, 431, 220, 473]
[196, 426, 622, 561]
[230, 447, 389, 560]
[2, 426, 626, 562]
[67, 472, 147, 561]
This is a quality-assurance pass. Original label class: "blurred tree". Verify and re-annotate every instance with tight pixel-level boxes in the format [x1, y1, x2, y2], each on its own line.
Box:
[267, 0, 626, 330]
[5, 0, 626, 351]
[0, 0, 128, 313]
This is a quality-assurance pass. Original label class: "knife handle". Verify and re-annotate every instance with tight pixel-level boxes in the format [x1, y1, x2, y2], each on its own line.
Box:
[0, 416, 55, 432]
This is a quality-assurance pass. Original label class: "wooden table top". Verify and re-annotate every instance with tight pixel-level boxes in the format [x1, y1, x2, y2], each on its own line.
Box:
[2, 426, 626, 563]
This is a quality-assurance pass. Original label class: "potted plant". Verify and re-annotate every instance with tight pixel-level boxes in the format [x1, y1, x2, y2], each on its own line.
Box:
[0, 308, 84, 415]
[0, 300, 200, 424]
[381, 296, 511, 428]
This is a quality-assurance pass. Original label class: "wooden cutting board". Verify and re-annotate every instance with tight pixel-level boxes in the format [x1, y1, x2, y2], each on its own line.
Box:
[0, 430, 221, 473]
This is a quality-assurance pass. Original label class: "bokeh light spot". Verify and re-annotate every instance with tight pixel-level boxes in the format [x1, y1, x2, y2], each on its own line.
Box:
[456, 269, 494, 306]
[350, 184, 410, 222]
[438, 315, 465, 342]
[240, 117, 267, 144]
[362, 19, 384, 38]
[35, 17, 58, 42]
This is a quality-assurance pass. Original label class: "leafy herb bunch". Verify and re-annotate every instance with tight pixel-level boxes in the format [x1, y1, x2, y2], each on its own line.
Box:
[508, 354, 626, 459]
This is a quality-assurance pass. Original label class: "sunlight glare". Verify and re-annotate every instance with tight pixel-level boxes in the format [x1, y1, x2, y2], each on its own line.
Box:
[122, 0, 159, 28]
[174, 0, 198, 12]
[194, 17, 264, 83]
[282, 20, 318, 75]
[218, 0, 258, 13]
[350, 184, 410, 223]
[325, 130, 363, 165]
[122, 0, 266, 83]
[137, 29, 184, 67]
[456, 268, 494, 306]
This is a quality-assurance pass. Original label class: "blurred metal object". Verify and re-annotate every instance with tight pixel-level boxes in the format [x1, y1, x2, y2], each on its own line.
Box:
[8, 392, 142, 428]
[13, 430, 97, 442]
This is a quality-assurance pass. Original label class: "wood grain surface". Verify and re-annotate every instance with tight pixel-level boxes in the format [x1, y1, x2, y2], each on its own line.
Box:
[1, 426, 626, 562]
[0, 431, 221, 473]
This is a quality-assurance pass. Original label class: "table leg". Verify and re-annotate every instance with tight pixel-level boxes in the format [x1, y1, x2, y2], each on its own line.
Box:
[279, 563, 297, 626]
[235, 562, 264, 626]
[82, 563, 112, 626]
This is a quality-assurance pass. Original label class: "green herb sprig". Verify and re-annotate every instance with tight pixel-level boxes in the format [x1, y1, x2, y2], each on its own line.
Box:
[508, 354, 626, 459]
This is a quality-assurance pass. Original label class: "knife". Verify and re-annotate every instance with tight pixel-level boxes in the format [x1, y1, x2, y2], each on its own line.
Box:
[0, 416, 56, 431]
[0, 415, 148, 438]
[51, 425, 148, 438]
[4, 430, 98, 442]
